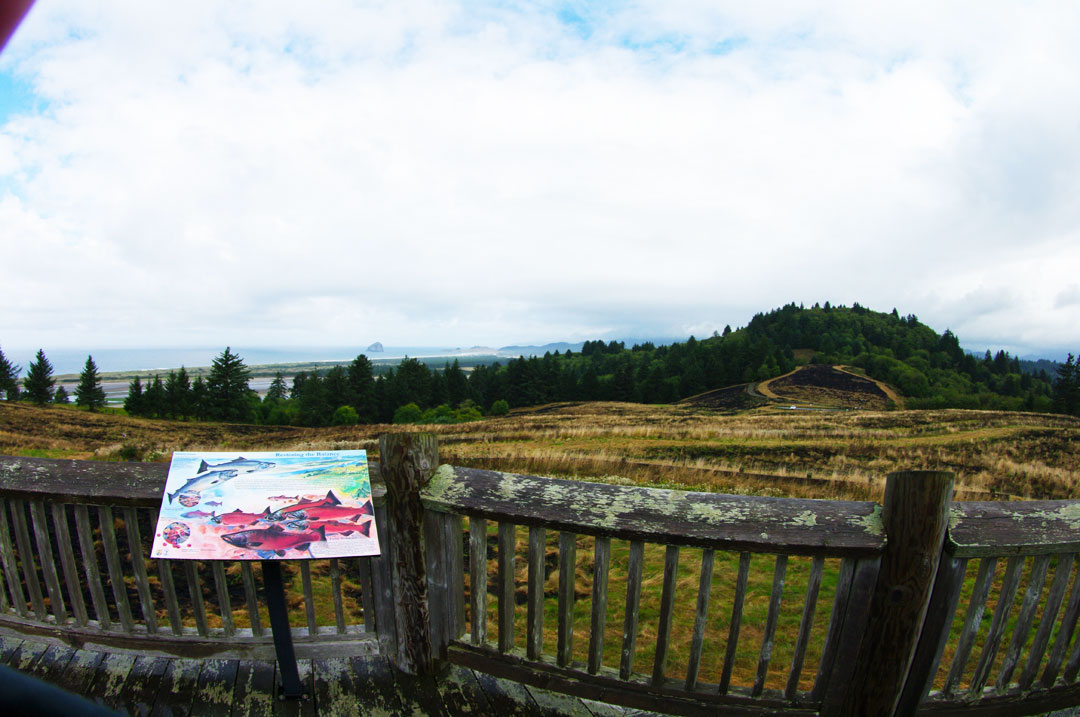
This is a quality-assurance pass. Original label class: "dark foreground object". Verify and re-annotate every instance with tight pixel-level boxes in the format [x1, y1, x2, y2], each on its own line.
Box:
[0, 633, 647, 716]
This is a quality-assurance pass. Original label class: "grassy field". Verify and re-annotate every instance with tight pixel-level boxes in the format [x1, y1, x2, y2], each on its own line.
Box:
[3, 399, 1079, 694]
[3, 400, 1078, 501]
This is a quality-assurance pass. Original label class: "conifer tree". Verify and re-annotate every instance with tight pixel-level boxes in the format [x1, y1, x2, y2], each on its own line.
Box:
[0, 345, 21, 400]
[206, 347, 253, 422]
[74, 355, 107, 411]
[265, 371, 289, 401]
[165, 367, 192, 419]
[124, 376, 145, 416]
[23, 349, 55, 405]
[53, 386, 69, 404]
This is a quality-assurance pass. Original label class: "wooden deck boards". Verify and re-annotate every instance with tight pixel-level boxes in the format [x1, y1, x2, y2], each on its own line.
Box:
[0, 636, 663, 716]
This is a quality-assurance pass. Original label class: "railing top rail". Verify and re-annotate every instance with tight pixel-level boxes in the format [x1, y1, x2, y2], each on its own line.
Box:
[0, 455, 386, 507]
[422, 465, 886, 557]
[4, 456, 1080, 558]
[0, 455, 167, 506]
[948, 500, 1080, 557]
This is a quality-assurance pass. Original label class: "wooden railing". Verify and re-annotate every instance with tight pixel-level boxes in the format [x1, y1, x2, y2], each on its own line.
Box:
[2, 437, 1080, 716]
[0, 456, 385, 661]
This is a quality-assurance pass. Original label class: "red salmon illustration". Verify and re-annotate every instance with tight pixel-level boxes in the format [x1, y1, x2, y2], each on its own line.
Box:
[211, 508, 270, 526]
[267, 491, 372, 522]
[221, 525, 326, 556]
[286, 518, 372, 537]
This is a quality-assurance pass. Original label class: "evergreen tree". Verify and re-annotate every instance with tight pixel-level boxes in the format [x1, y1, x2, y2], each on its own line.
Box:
[164, 367, 192, 419]
[445, 359, 467, 408]
[144, 375, 166, 417]
[74, 355, 107, 411]
[206, 347, 253, 422]
[124, 376, 145, 416]
[1053, 354, 1079, 416]
[347, 355, 376, 422]
[0, 345, 21, 400]
[53, 386, 69, 404]
[191, 376, 209, 420]
[265, 371, 289, 401]
[23, 349, 55, 405]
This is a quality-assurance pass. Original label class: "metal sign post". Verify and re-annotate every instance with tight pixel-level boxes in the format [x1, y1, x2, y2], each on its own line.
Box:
[261, 560, 304, 699]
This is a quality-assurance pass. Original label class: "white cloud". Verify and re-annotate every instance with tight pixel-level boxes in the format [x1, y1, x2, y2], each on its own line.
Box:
[1, 1, 1079, 357]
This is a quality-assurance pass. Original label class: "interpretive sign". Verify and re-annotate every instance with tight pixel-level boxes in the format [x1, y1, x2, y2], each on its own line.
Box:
[150, 450, 379, 560]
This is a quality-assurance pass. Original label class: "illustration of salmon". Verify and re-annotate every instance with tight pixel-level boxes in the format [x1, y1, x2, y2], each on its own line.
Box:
[285, 518, 372, 537]
[266, 491, 372, 522]
[205, 500, 223, 506]
[268, 495, 298, 501]
[211, 508, 271, 526]
[180, 510, 214, 519]
[167, 469, 238, 504]
[220, 525, 326, 556]
[196, 457, 275, 474]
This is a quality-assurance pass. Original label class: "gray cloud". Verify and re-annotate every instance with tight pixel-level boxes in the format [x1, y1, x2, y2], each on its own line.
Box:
[1, 2, 1078, 358]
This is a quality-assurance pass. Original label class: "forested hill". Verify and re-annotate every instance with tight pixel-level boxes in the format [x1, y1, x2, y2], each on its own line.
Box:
[116, 303, 1068, 426]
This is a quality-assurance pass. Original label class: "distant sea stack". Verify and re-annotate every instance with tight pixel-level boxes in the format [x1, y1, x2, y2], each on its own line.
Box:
[366, 342, 384, 352]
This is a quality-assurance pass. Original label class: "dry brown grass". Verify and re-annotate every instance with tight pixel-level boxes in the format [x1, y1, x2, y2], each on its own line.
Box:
[3, 400, 1079, 500]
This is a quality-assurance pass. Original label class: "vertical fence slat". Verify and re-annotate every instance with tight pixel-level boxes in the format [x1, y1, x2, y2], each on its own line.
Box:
[329, 558, 346, 635]
[968, 556, 1025, 697]
[785, 555, 825, 700]
[151, 508, 183, 636]
[371, 500, 398, 658]
[29, 500, 66, 624]
[300, 561, 317, 635]
[685, 548, 715, 692]
[445, 514, 466, 641]
[619, 540, 645, 681]
[1064, 624, 1080, 684]
[719, 551, 752, 695]
[819, 556, 882, 715]
[897, 554, 969, 713]
[0, 551, 7, 614]
[651, 545, 680, 688]
[241, 562, 263, 637]
[810, 557, 856, 702]
[11, 499, 47, 619]
[211, 561, 235, 637]
[159, 558, 183, 636]
[527, 526, 545, 661]
[1019, 553, 1074, 691]
[357, 557, 376, 636]
[753, 554, 788, 697]
[51, 503, 87, 627]
[557, 531, 577, 668]
[0, 498, 28, 618]
[943, 557, 999, 696]
[184, 561, 209, 637]
[123, 506, 157, 634]
[1042, 557, 1080, 689]
[425, 510, 449, 658]
[469, 516, 488, 646]
[997, 554, 1051, 692]
[74, 504, 109, 629]
[98, 506, 134, 633]
[587, 536, 611, 676]
[497, 521, 516, 653]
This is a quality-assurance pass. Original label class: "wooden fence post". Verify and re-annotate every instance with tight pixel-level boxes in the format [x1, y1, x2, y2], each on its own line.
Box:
[842, 470, 954, 716]
[379, 432, 439, 675]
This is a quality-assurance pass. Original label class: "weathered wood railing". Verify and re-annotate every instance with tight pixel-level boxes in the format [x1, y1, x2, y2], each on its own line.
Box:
[2, 437, 1080, 716]
[0, 456, 386, 660]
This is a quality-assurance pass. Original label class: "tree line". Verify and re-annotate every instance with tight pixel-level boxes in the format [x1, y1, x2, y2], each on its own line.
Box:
[2, 303, 1077, 425]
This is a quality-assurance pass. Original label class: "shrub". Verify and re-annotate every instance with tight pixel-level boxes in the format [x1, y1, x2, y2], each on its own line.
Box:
[331, 405, 360, 426]
[393, 403, 423, 424]
[489, 399, 509, 416]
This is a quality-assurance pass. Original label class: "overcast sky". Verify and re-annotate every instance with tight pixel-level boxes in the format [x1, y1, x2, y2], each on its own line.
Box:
[2, 1, 1079, 360]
